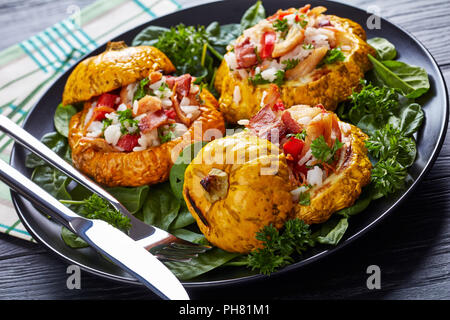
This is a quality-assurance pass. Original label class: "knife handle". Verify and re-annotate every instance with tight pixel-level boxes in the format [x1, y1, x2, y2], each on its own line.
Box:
[0, 158, 87, 231]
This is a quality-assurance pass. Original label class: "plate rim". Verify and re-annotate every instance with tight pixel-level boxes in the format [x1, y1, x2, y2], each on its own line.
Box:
[9, 0, 449, 289]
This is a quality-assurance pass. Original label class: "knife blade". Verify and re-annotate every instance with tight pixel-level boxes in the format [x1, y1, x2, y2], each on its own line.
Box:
[0, 159, 189, 300]
[78, 218, 189, 300]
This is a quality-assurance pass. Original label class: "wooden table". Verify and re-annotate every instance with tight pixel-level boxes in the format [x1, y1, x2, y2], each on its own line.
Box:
[0, 0, 449, 300]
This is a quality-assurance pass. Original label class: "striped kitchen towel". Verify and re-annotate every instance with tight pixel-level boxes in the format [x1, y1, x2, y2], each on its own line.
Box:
[0, 0, 188, 241]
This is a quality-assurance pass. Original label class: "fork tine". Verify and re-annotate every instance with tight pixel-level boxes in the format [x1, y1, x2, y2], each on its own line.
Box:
[151, 249, 198, 261]
[154, 255, 193, 263]
[169, 243, 212, 253]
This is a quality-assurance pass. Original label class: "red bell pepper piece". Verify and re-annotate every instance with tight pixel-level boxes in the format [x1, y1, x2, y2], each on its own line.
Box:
[116, 134, 140, 152]
[260, 31, 276, 59]
[97, 93, 119, 108]
[272, 100, 285, 111]
[283, 137, 304, 159]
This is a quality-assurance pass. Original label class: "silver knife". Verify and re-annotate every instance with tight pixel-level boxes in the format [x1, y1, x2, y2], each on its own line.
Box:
[0, 159, 189, 300]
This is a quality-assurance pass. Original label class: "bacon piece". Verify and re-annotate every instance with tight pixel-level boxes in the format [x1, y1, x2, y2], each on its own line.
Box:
[165, 75, 175, 89]
[164, 74, 192, 97]
[134, 95, 162, 116]
[171, 84, 192, 126]
[235, 38, 257, 69]
[281, 111, 302, 134]
[247, 105, 286, 142]
[173, 74, 192, 97]
[138, 110, 169, 133]
[262, 84, 282, 109]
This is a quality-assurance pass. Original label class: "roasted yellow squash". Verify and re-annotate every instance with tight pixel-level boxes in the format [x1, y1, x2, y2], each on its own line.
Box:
[214, 5, 375, 123]
[66, 42, 225, 187]
[183, 132, 294, 253]
[63, 41, 175, 106]
[292, 117, 372, 224]
[183, 99, 371, 253]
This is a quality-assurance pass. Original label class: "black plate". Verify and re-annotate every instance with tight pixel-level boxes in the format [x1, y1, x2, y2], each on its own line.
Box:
[10, 0, 449, 288]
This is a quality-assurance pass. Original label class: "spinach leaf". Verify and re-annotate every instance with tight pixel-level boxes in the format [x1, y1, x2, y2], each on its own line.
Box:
[54, 103, 77, 138]
[169, 203, 195, 230]
[131, 25, 169, 46]
[367, 37, 397, 60]
[206, 22, 241, 55]
[335, 187, 374, 218]
[397, 103, 424, 136]
[164, 248, 240, 280]
[240, 0, 266, 31]
[170, 228, 205, 243]
[169, 141, 207, 200]
[313, 216, 349, 245]
[31, 165, 71, 200]
[368, 54, 430, 99]
[106, 185, 149, 214]
[61, 226, 89, 248]
[68, 183, 93, 201]
[142, 182, 180, 231]
[25, 132, 71, 168]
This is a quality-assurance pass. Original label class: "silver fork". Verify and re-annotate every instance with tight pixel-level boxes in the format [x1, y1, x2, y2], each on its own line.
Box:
[0, 115, 210, 262]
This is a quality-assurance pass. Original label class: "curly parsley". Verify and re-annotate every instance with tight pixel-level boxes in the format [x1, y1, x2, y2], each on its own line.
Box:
[61, 194, 132, 232]
[371, 158, 407, 197]
[310, 135, 344, 164]
[116, 109, 140, 135]
[321, 48, 346, 65]
[248, 70, 285, 87]
[272, 18, 289, 38]
[246, 218, 314, 275]
[286, 129, 307, 140]
[366, 124, 416, 167]
[282, 58, 300, 70]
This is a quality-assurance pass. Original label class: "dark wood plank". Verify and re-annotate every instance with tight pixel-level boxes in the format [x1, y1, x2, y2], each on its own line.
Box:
[0, 0, 449, 300]
[0, 233, 44, 260]
[345, 0, 450, 66]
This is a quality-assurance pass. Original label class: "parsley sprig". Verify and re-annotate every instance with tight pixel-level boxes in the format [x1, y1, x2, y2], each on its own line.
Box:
[272, 18, 289, 38]
[286, 129, 307, 140]
[366, 124, 416, 196]
[246, 219, 314, 275]
[347, 81, 399, 125]
[371, 158, 407, 197]
[61, 194, 132, 232]
[248, 70, 285, 87]
[116, 109, 140, 135]
[133, 78, 150, 102]
[310, 135, 344, 164]
[321, 47, 346, 65]
[282, 58, 300, 71]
